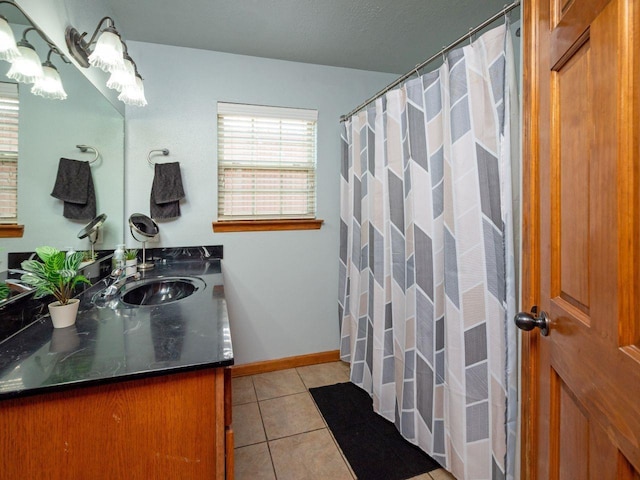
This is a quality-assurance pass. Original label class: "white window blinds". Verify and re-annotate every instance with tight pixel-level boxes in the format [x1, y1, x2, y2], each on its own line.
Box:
[217, 102, 318, 220]
[0, 82, 18, 223]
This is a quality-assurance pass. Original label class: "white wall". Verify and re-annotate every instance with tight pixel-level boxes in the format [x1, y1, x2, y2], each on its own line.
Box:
[124, 41, 396, 365]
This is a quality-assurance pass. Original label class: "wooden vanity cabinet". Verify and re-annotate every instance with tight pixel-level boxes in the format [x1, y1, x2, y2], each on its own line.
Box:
[0, 367, 234, 480]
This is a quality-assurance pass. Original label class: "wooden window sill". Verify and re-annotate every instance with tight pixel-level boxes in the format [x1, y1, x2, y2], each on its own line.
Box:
[0, 224, 24, 238]
[212, 219, 324, 233]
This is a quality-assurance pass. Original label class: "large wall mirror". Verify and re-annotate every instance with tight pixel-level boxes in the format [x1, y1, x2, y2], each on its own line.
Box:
[0, 7, 124, 268]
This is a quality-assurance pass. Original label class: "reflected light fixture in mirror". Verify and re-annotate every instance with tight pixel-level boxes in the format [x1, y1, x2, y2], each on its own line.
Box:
[6, 27, 43, 83]
[65, 17, 147, 107]
[0, 2, 69, 100]
[78, 213, 107, 261]
[31, 49, 67, 100]
[0, 15, 19, 61]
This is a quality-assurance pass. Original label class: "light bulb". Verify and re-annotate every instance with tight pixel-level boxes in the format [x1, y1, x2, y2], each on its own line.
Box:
[106, 56, 136, 92]
[88, 28, 124, 72]
[118, 74, 147, 107]
[0, 17, 20, 62]
[6, 41, 43, 84]
[31, 62, 67, 100]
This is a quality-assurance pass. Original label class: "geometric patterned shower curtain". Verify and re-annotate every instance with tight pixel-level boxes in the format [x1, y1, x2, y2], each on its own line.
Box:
[338, 24, 518, 480]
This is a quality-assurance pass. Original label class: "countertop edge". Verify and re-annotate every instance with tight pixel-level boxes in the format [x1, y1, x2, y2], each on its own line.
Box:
[0, 358, 235, 400]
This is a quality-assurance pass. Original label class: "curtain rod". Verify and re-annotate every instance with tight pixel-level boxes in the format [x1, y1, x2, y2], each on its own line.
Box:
[340, 0, 521, 122]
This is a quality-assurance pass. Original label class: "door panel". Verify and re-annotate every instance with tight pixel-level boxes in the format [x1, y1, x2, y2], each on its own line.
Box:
[556, 38, 591, 315]
[523, 0, 640, 478]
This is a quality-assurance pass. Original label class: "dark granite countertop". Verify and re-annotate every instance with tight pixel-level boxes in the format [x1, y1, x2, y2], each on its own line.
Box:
[0, 249, 233, 399]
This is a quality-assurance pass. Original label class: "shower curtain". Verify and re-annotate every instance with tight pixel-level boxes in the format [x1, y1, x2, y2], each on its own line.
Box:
[338, 24, 518, 480]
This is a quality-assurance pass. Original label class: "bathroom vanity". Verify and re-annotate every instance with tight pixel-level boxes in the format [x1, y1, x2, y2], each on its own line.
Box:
[0, 247, 234, 480]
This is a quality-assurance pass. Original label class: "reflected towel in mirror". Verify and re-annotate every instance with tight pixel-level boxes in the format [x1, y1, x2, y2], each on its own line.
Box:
[150, 161, 185, 220]
[50, 157, 97, 220]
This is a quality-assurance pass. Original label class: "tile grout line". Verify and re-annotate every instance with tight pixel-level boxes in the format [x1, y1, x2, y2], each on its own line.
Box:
[300, 367, 357, 479]
[233, 364, 358, 480]
[251, 374, 278, 480]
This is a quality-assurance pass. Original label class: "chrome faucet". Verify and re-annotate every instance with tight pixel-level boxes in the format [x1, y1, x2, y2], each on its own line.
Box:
[102, 267, 126, 297]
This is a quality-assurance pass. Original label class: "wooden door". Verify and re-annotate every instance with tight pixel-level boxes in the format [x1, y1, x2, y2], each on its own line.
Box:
[521, 0, 640, 478]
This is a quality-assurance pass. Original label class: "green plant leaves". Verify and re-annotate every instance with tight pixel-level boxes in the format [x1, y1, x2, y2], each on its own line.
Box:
[20, 247, 92, 304]
[35, 246, 58, 263]
[0, 282, 9, 300]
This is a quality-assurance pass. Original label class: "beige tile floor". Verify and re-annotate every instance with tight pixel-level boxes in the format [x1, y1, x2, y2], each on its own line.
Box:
[232, 361, 457, 480]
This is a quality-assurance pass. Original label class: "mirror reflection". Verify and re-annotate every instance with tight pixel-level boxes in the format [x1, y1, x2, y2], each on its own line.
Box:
[129, 213, 159, 271]
[0, 9, 124, 268]
[77, 213, 107, 260]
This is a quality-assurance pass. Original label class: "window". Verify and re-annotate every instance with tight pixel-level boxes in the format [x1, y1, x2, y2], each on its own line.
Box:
[0, 82, 18, 225]
[216, 102, 319, 229]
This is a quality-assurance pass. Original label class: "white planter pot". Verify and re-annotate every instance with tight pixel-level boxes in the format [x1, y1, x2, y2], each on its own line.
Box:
[125, 259, 137, 277]
[48, 298, 80, 329]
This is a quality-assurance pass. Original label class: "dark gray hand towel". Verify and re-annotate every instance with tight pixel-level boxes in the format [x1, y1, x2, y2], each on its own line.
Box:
[51, 158, 97, 220]
[51, 158, 90, 204]
[62, 173, 96, 220]
[150, 162, 185, 220]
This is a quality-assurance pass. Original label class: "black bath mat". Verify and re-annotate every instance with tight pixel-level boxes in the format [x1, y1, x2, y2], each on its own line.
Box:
[309, 382, 441, 480]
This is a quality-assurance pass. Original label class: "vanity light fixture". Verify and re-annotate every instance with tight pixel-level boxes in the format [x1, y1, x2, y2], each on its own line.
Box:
[31, 49, 67, 100]
[65, 17, 124, 72]
[0, 15, 19, 61]
[118, 71, 147, 107]
[65, 17, 147, 107]
[6, 27, 43, 84]
[106, 53, 135, 92]
[0, 1, 69, 98]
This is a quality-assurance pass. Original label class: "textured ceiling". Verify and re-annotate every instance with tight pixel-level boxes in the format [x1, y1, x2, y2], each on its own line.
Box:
[106, 0, 518, 74]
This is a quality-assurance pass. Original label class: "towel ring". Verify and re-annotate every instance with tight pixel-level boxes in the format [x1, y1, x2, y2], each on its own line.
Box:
[148, 148, 170, 166]
[76, 144, 99, 164]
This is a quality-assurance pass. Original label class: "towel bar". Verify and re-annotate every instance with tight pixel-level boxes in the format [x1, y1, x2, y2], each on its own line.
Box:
[148, 148, 170, 165]
[76, 144, 99, 164]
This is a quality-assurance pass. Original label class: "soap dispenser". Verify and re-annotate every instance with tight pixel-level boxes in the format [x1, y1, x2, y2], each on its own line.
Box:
[112, 244, 125, 271]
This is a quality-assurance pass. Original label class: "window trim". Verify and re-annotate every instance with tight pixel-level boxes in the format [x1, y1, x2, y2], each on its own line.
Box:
[212, 218, 323, 233]
[0, 224, 24, 237]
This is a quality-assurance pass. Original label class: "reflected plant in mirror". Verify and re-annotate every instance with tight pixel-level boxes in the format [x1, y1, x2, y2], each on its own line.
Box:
[0, 281, 9, 300]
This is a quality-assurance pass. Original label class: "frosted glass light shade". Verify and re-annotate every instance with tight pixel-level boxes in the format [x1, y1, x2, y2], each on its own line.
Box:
[88, 29, 124, 72]
[31, 63, 67, 100]
[118, 74, 147, 107]
[106, 57, 135, 92]
[0, 17, 19, 62]
[6, 42, 43, 84]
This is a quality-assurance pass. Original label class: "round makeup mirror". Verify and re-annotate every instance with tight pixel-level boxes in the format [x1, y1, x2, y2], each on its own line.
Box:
[128, 213, 159, 270]
[77, 213, 107, 260]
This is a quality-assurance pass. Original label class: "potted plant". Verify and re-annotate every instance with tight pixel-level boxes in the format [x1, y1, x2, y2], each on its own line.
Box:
[20, 246, 91, 328]
[124, 249, 138, 277]
[79, 250, 96, 265]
